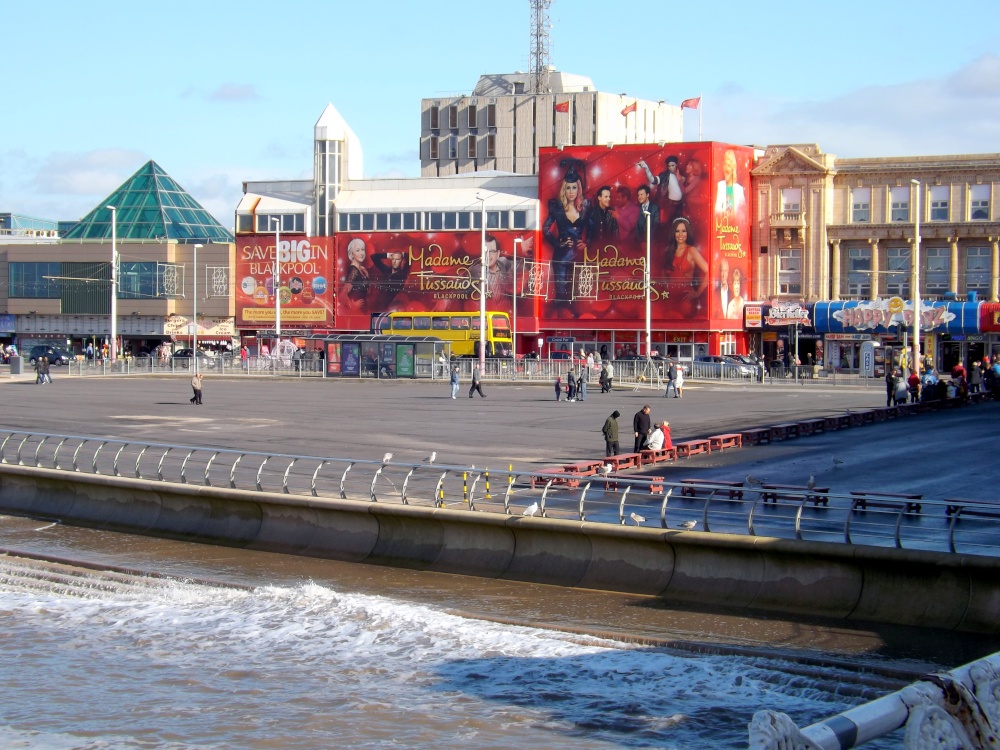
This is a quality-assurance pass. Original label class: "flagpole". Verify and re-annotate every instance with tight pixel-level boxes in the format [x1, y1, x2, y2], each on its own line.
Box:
[699, 93, 703, 141]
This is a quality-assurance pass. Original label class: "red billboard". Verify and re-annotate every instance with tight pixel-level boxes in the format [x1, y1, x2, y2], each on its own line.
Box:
[334, 231, 536, 332]
[537, 142, 753, 329]
[236, 236, 335, 329]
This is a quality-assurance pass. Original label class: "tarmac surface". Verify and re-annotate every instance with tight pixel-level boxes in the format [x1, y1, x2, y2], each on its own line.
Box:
[1, 371, 996, 502]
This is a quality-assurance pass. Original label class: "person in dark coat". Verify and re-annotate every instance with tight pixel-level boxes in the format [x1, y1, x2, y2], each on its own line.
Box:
[632, 404, 651, 453]
[602, 410, 620, 457]
[469, 366, 486, 398]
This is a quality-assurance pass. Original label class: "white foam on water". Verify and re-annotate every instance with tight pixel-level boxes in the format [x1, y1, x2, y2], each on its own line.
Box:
[0, 574, 896, 749]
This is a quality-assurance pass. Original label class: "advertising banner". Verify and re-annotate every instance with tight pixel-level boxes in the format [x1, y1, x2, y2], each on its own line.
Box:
[334, 230, 534, 332]
[536, 142, 752, 328]
[236, 236, 335, 329]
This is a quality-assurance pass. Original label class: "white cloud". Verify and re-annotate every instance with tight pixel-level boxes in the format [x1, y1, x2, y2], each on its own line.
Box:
[705, 54, 1000, 157]
[208, 84, 262, 103]
[31, 149, 148, 196]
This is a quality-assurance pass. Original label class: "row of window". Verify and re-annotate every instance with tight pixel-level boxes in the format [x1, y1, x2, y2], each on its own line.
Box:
[428, 133, 496, 161]
[9, 262, 184, 299]
[429, 103, 498, 131]
[849, 185, 991, 223]
[235, 213, 307, 235]
[337, 209, 529, 233]
[774, 247, 992, 297]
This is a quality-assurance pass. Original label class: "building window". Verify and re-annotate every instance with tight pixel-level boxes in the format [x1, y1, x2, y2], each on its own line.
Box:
[376, 214, 388, 231]
[885, 247, 910, 296]
[890, 186, 910, 222]
[967, 247, 990, 292]
[970, 184, 990, 220]
[486, 103, 496, 128]
[930, 185, 949, 221]
[255, 213, 304, 233]
[847, 247, 871, 297]
[513, 210, 527, 229]
[448, 135, 457, 159]
[444, 212, 458, 230]
[429, 136, 439, 160]
[389, 214, 401, 231]
[236, 214, 254, 233]
[9, 261, 61, 298]
[349, 214, 361, 232]
[486, 133, 496, 159]
[448, 105, 458, 129]
[777, 248, 801, 295]
[429, 105, 439, 131]
[467, 104, 477, 128]
[851, 187, 870, 223]
[925, 247, 949, 295]
[780, 188, 801, 215]
[428, 212, 443, 230]
[458, 212, 471, 230]
[467, 134, 477, 159]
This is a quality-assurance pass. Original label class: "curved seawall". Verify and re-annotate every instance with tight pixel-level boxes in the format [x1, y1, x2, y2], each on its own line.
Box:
[1, 464, 997, 633]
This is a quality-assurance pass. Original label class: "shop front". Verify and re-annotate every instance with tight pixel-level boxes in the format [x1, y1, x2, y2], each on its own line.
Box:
[813, 299, 980, 375]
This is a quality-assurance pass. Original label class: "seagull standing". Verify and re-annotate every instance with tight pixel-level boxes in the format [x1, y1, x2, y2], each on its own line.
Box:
[745, 475, 764, 488]
[424, 451, 437, 464]
[806, 474, 816, 491]
[676, 520, 698, 530]
[382, 452, 393, 464]
[599, 464, 613, 476]
[629, 512, 645, 526]
[522, 502, 539, 517]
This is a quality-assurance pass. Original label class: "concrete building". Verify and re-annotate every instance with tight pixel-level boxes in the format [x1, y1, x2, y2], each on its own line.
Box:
[420, 71, 684, 177]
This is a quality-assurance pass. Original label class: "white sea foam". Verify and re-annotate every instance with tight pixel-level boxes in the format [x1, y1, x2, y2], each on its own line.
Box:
[0, 573, 896, 749]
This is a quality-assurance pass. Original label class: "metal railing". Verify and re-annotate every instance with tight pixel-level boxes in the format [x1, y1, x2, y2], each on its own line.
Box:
[0, 430, 997, 557]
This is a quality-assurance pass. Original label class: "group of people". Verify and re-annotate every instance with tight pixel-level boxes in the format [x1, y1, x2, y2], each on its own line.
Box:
[34, 356, 53, 384]
[555, 368, 590, 401]
[449, 365, 486, 399]
[884, 355, 1000, 406]
[601, 404, 673, 458]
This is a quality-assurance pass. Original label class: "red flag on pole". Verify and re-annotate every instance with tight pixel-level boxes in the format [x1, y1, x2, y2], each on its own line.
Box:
[620, 101, 637, 117]
[680, 97, 701, 110]
[554, 101, 569, 113]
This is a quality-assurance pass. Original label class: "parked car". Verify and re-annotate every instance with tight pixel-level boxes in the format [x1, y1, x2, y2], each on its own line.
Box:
[27, 346, 73, 366]
[170, 349, 217, 368]
[693, 355, 755, 378]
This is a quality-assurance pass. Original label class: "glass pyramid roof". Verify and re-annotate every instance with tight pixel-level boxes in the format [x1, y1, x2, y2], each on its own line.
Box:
[63, 160, 233, 243]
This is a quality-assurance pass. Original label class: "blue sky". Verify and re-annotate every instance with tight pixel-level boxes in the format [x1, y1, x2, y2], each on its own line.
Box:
[2, 0, 998, 227]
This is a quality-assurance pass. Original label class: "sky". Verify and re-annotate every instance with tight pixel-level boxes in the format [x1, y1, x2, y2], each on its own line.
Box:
[2, 0, 999, 228]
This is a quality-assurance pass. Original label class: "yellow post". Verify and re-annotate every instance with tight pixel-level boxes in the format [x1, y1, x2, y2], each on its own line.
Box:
[463, 471, 468, 504]
[485, 468, 490, 500]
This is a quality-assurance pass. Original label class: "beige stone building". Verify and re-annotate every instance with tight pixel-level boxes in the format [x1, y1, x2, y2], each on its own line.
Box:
[752, 145, 1000, 304]
[420, 71, 684, 177]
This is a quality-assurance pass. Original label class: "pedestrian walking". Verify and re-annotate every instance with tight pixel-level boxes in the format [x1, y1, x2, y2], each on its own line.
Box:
[554, 375, 563, 401]
[190, 373, 204, 405]
[632, 404, 651, 453]
[42, 356, 53, 384]
[604, 362, 614, 392]
[602, 410, 621, 457]
[34, 357, 44, 384]
[664, 360, 677, 397]
[469, 366, 486, 398]
[578, 366, 588, 401]
[566, 371, 577, 401]
[449, 365, 460, 399]
[673, 362, 684, 398]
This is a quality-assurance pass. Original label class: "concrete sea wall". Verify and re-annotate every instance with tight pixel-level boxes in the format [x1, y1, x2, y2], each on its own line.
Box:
[1, 464, 997, 633]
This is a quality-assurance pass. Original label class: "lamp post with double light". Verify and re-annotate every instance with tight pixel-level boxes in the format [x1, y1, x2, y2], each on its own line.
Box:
[271, 217, 282, 346]
[911, 178, 921, 378]
[107, 205, 118, 363]
[476, 194, 487, 375]
[642, 209, 652, 358]
[512, 237, 522, 361]
[192, 244, 203, 373]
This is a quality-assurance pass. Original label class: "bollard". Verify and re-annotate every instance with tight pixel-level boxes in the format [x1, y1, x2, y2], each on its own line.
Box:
[462, 471, 468, 504]
[484, 468, 490, 500]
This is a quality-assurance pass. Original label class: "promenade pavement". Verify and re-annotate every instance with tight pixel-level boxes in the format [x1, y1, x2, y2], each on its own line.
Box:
[2, 371, 996, 502]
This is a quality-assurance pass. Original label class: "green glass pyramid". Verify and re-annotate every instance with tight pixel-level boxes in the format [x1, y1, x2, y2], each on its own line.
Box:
[63, 160, 233, 243]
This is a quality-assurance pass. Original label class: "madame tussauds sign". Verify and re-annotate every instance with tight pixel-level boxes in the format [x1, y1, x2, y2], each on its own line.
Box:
[833, 297, 954, 332]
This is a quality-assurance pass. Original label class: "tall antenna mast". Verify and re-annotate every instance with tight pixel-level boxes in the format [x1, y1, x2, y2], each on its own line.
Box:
[529, 0, 552, 94]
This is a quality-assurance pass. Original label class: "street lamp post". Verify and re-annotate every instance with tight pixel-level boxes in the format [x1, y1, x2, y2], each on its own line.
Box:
[107, 205, 117, 363]
[476, 195, 487, 375]
[512, 237, 522, 361]
[271, 217, 282, 347]
[911, 179, 922, 378]
[642, 209, 652, 358]
[192, 244, 203, 373]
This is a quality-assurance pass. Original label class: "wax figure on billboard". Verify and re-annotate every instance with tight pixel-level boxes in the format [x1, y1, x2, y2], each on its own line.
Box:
[341, 238, 371, 311]
[727, 267, 746, 320]
[469, 234, 515, 313]
[541, 158, 590, 306]
[537, 143, 752, 327]
[371, 249, 411, 311]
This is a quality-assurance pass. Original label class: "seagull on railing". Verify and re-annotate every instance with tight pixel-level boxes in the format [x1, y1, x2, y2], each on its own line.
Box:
[676, 520, 698, 530]
[382, 452, 393, 465]
[806, 474, 816, 491]
[522, 502, 539, 517]
[629, 512, 645, 526]
[745, 475, 764, 488]
[599, 464, 613, 476]
[424, 451, 436, 464]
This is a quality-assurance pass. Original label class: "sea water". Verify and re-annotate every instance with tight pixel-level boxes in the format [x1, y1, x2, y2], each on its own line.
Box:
[0, 559, 899, 750]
